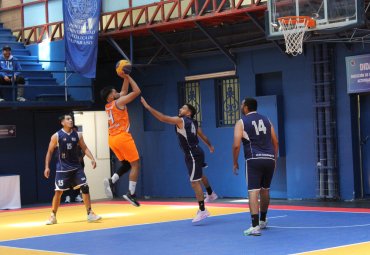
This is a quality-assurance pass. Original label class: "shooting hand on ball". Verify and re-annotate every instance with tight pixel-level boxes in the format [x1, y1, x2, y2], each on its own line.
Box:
[118, 72, 128, 79]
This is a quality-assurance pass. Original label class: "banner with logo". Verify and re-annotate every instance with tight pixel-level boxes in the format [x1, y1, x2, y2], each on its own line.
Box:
[63, 0, 101, 78]
[346, 54, 370, 94]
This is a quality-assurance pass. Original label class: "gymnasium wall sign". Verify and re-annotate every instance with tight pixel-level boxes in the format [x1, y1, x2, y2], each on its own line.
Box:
[0, 125, 16, 139]
[346, 54, 370, 94]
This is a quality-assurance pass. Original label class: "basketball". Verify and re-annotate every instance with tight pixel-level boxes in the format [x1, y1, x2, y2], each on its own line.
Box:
[115, 60, 132, 76]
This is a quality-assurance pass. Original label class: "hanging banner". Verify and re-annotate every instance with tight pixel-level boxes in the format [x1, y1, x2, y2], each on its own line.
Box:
[63, 0, 101, 78]
[346, 54, 370, 94]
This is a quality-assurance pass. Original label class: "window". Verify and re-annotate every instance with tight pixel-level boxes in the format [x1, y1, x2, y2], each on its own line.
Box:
[178, 81, 202, 124]
[216, 77, 240, 127]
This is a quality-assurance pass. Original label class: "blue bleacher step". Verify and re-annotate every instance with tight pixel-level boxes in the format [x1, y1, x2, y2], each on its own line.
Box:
[12, 49, 30, 56]
[22, 71, 53, 78]
[14, 55, 38, 61]
[0, 35, 16, 41]
[21, 62, 43, 71]
[0, 28, 12, 35]
[0, 41, 25, 49]
[25, 77, 58, 85]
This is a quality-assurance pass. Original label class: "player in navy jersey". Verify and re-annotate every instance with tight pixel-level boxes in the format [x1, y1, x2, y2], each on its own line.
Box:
[232, 97, 279, 236]
[141, 97, 217, 223]
[44, 114, 101, 225]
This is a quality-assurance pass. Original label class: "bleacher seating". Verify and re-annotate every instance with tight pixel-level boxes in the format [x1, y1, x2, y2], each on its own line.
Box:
[0, 23, 65, 102]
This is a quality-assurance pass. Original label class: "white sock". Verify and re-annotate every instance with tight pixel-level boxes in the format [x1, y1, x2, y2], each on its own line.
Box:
[129, 181, 137, 195]
[111, 173, 119, 184]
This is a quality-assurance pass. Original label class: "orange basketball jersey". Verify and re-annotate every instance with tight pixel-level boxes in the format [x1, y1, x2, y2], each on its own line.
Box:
[105, 101, 130, 136]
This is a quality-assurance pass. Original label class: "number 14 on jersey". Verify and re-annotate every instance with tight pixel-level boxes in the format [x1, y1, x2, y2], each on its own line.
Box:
[252, 120, 267, 135]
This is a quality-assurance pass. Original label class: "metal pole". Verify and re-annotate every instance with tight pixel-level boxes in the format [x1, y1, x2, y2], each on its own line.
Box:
[64, 62, 68, 102]
[12, 69, 16, 101]
[357, 94, 364, 198]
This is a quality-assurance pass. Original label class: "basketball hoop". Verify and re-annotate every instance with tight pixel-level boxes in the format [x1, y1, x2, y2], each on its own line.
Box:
[277, 16, 316, 56]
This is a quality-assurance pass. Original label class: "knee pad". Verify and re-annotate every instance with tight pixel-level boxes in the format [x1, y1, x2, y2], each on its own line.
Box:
[117, 160, 131, 176]
[80, 184, 89, 194]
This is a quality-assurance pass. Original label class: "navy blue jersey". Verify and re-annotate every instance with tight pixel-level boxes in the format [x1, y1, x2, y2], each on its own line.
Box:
[241, 112, 275, 160]
[56, 129, 81, 171]
[176, 117, 199, 155]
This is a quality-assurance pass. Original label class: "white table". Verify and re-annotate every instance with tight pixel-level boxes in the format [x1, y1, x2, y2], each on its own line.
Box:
[0, 175, 21, 210]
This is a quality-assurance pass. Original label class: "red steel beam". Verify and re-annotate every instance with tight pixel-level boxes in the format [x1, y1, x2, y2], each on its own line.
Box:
[101, 4, 267, 38]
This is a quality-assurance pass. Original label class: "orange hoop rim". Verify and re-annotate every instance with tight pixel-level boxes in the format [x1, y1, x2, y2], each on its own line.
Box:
[277, 16, 316, 28]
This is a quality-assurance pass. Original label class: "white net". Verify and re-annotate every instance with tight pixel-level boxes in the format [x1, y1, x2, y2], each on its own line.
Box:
[278, 17, 309, 56]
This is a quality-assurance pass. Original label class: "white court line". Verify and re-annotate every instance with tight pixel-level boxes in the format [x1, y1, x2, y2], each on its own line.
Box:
[268, 223, 370, 229]
[0, 245, 85, 255]
[289, 241, 370, 255]
[268, 215, 288, 219]
[228, 199, 249, 203]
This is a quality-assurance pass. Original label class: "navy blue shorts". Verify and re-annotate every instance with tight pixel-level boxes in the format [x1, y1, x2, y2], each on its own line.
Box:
[55, 168, 87, 191]
[246, 159, 275, 191]
[184, 147, 205, 182]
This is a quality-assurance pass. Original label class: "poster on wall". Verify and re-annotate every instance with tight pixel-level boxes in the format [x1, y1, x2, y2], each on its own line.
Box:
[63, 0, 102, 78]
[0, 125, 16, 139]
[346, 54, 370, 94]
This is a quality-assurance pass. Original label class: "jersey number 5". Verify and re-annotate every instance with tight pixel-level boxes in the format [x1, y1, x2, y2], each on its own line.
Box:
[252, 120, 267, 135]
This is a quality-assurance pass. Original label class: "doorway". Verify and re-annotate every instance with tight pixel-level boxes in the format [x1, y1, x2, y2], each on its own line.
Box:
[74, 111, 111, 200]
[360, 94, 370, 197]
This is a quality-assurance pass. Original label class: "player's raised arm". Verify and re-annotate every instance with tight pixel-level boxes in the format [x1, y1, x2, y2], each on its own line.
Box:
[197, 127, 214, 153]
[141, 97, 183, 127]
[116, 76, 141, 108]
[78, 134, 96, 169]
[44, 133, 57, 179]
[119, 74, 129, 97]
[232, 120, 243, 175]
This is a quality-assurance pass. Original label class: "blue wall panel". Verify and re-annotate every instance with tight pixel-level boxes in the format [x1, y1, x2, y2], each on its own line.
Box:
[0, 111, 61, 205]
[126, 47, 323, 199]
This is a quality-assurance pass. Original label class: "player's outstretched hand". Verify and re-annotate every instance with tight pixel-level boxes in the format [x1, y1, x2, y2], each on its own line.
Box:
[44, 168, 50, 179]
[91, 160, 97, 169]
[209, 146, 215, 153]
[140, 97, 150, 109]
[233, 163, 239, 175]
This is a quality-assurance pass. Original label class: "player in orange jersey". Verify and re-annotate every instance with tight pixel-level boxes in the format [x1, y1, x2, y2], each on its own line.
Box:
[100, 74, 141, 206]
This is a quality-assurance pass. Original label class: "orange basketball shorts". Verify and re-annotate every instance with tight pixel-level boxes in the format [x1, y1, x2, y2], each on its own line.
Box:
[108, 132, 139, 162]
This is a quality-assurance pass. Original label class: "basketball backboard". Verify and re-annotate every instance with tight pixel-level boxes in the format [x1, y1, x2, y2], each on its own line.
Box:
[266, 0, 364, 38]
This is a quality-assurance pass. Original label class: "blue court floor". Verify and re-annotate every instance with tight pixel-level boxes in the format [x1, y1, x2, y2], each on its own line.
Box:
[1, 204, 370, 255]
